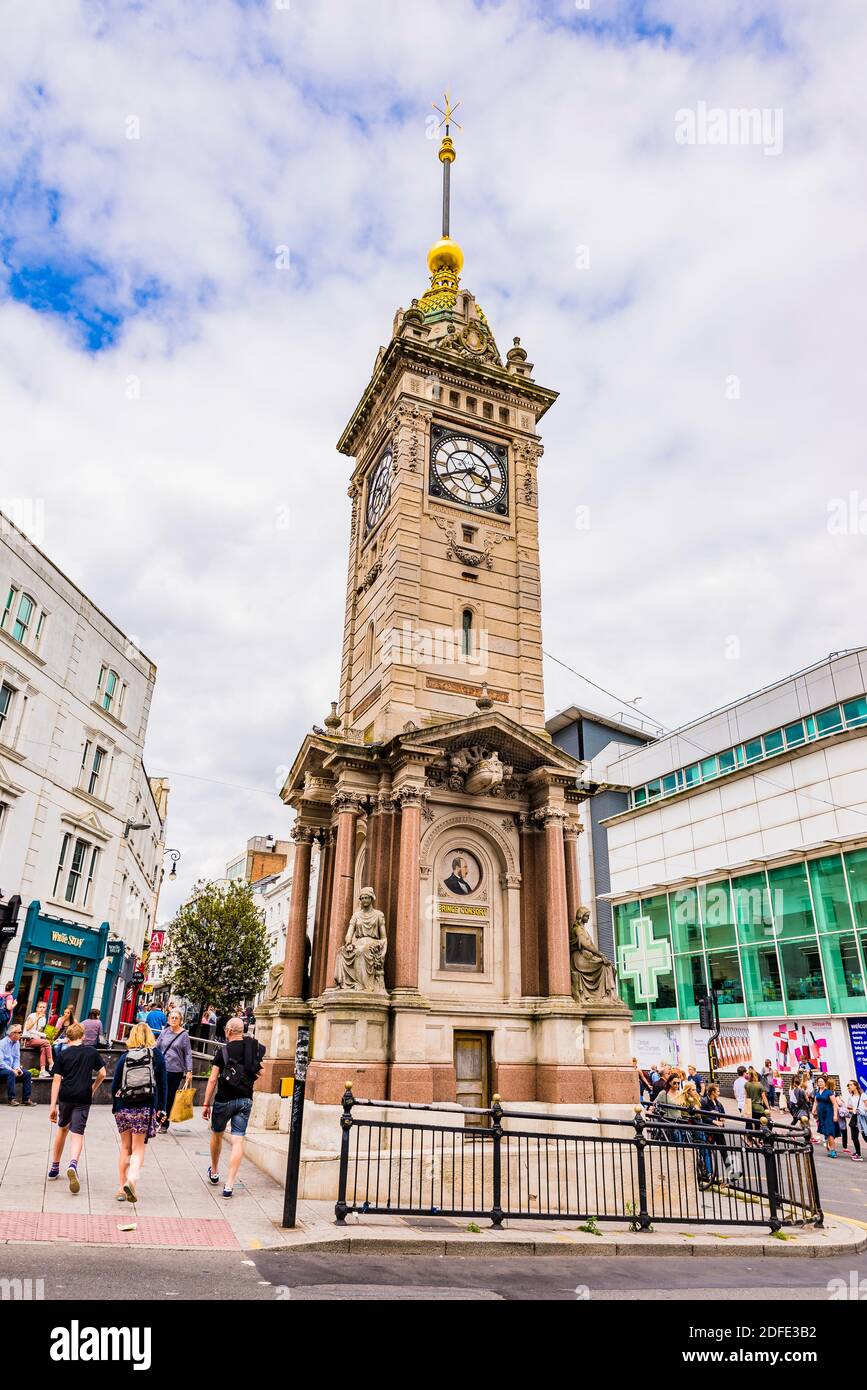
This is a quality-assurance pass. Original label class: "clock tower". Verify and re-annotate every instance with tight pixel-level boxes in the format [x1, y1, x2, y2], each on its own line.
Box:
[255, 101, 633, 1133]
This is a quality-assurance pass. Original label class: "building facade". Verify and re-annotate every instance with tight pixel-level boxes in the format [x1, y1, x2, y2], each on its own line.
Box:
[593, 650, 867, 1081]
[255, 122, 632, 1112]
[0, 512, 167, 1035]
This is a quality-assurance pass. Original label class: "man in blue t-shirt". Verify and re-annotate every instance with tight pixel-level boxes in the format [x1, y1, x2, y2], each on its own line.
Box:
[146, 1005, 168, 1033]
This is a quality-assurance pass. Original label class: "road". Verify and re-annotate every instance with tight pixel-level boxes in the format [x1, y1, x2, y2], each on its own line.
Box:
[2, 1246, 865, 1301]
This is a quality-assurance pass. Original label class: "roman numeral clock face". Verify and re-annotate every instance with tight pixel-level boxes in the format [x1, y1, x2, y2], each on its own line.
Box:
[365, 446, 392, 532]
[429, 429, 508, 514]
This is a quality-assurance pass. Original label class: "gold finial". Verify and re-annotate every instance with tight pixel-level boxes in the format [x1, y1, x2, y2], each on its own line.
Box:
[433, 92, 462, 133]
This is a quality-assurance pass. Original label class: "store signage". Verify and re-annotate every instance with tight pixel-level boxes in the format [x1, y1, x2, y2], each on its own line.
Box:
[847, 1018, 867, 1092]
[149, 930, 165, 953]
[106, 941, 124, 958]
[28, 916, 104, 961]
[617, 916, 672, 1003]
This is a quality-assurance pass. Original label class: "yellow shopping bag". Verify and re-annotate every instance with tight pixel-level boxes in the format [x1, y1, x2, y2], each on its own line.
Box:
[170, 1084, 194, 1124]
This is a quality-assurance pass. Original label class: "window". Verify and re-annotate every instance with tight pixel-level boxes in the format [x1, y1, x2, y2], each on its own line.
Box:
[499, 407, 509, 424]
[633, 786, 647, 807]
[683, 764, 700, 788]
[97, 666, 125, 718]
[699, 755, 718, 780]
[54, 833, 100, 907]
[662, 772, 679, 796]
[784, 720, 805, 748]
[0, 682, 15, 739]
[815, 704, 843, 736]
[364, 622, 374, 672]
[482, 401, 493, 420]
[466, 396, 477, 414]
[79, 741, 107, 798]
[843, 697, 867, 728]
[441, 926, 482, 971]
[1, 588, 43, 648]
[744, 739, 763, 764]
[646, 779, 661, 801]
[449, 390, 460, 407]
[461, 608, 474, 658]
[762, 728, 784, 756]
[718, 749, 736, 774]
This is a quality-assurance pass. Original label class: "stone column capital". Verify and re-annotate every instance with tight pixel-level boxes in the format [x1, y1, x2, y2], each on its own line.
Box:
[392, 784, 428, 811]
[331, 789, 367, 815]
[563, 817, 584, 841]
[535, 805, 567, 829]
[291, 824, 318, 846]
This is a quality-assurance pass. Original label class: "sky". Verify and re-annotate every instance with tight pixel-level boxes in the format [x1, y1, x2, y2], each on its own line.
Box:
[1, 0, 865, 920]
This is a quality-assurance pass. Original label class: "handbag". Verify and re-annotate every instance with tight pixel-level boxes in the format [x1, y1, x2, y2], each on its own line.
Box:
[169, 1083, 194, 1124]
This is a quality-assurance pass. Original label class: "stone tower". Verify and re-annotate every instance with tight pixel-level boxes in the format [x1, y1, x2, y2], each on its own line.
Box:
[256, 103, 633, 1116]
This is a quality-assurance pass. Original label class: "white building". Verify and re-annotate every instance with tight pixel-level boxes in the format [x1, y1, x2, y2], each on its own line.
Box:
[590, 650, 867, 1083]
[0, 511, 167, 1036]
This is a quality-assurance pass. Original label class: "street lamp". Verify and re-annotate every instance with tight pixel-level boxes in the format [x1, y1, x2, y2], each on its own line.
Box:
[123, 819, 151, 839]
[163, 848, 181, 879]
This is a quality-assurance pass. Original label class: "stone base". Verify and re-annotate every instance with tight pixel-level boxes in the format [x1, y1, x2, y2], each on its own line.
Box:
[306, 1060, 388, 1105]
[591, 1065, 639, 1105]
[493, 1063, 538, 1102]
[536, 1064, 594, 1104]
[255, 1059, 296, 1095]
[389, 1064, 435, 1103]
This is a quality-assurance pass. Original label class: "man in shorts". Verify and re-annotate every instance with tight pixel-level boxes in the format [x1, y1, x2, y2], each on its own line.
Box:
[202, 1016, 264, 1198]
[47, 1021, 107, 1193]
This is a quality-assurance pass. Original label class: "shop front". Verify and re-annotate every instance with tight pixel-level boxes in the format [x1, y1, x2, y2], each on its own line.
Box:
[12, 901, 109, 1026]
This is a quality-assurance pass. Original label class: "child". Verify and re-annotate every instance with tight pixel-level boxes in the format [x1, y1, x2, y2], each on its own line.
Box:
[47, 1022, 107, 1193]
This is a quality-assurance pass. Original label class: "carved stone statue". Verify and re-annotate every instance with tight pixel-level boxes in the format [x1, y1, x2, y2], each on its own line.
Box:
[265, 963, 284, 1005]
[464, 750, 505, 795]
[334, 887, 387, 992]
[569, 906, 618, 1004]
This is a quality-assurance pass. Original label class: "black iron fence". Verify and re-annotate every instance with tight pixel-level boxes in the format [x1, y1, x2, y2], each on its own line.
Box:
[334, 1088, 823, 1233]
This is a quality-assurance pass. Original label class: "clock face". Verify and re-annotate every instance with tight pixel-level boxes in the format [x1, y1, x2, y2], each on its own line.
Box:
[365, 447, 392, 531]
[429, 432, 508, 513]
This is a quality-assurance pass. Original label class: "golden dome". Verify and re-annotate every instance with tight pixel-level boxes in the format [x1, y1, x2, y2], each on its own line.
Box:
[427, 236, 464, 276]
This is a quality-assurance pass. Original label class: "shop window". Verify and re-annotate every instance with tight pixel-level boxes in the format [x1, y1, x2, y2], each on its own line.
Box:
[740, 944, 783, 1016]
[669, 886, 702, 952]
[707, 948, 745, 1017]
[674, 952, 706, 1019]
[778, 937, 826, 1014]
[808, 855, 854, 934]
[818, 932, 867, 1011]
[699, 880, 736, 949]
[844, 847, 867, 930]
[733, 871, 774, 946]
[766, 862, 814, 940]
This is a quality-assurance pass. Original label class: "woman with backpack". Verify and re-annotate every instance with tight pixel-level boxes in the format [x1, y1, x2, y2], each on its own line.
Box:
[110, 1022, 167, 1202]
[155, 1008, 193, 1133]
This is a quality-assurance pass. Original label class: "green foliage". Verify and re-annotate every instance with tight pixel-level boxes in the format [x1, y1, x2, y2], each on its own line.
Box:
[163, 878, 271, 1016]
[466, 1221, 482, 1233]
[577, 1216, 602, 1236]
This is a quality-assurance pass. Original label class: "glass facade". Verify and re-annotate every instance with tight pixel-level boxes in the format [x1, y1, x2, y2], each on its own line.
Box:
[614, 848, 867, 1023]
[629, 695, 867, 808]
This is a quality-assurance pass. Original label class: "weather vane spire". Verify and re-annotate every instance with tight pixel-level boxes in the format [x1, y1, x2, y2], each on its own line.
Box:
[418, 92, 465, 315]
[432, 91, 461, 237]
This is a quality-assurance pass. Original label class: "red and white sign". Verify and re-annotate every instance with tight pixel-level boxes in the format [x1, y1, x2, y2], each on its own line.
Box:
[149, 930, 166, 953]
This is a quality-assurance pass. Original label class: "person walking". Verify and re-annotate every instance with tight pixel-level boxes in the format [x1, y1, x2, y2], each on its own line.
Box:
[787, 1072, 810, 1128]
[699, 1082, 726, 1180]
[110, 1022, 167, 1202]
[47, 1022, 106, 1192]
[813, 1079, 839, 1156]
[155, 1008, 193, 1132]
[202, 1016, 264, 1198]
[0, 1024, 36, 1105]
[0, 980, 17, 1040]
[841, 1081, 864, 1162]
[22, 1000, 53, 1077]
[745, 1066, 770, 1132]
[732, 1065, 748, 1115]
[145, 1003, 168, 1034]
[761, 1059, 777, 1108]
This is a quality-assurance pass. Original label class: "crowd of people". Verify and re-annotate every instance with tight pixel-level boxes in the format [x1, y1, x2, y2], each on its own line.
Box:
[0, 991, 265, 1205]
[635, 1056, 867, 1164]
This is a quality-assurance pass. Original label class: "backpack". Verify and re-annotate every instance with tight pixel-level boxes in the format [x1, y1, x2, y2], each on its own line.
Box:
[220, 1038, 262, 1096]
[117, 1047, 156, 1106]
[0, 999, 9, 1032]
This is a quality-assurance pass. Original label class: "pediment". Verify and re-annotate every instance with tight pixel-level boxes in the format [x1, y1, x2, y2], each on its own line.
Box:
[60, 808, 111, 843]
[0, 756, 24, 800]
[393, 711, 583, 778]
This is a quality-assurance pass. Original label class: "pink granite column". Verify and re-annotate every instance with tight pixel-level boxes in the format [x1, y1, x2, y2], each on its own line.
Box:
[563, 818, 582, 930]
[325, 792, 361, 988]
[393, 786, 424, 990]
[543, 807, 572, 998]
[281, 826, 315, 1000]
[518, 813, 539, 996]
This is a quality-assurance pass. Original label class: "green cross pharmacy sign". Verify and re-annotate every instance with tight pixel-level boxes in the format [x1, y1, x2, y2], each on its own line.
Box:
[617, 916, 673, 1004]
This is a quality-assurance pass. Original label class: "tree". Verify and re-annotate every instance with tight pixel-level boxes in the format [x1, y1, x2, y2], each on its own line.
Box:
[163, 878, 271, 1020]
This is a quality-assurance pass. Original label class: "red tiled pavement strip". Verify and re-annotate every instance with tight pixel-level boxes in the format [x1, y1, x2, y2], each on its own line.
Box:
[0, 1211, 239, 1249]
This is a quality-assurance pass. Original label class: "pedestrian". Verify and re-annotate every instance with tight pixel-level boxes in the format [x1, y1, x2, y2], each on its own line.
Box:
[761, 1059, 777, 1108]
[81, 1009, 104, 1048]
[650, 1064, 670, 1101]
[0, 1024, 36, 1105]
[52, 1004, 76, 1058]
[634, 1057, 652, 1103]
[0, 980, 17, 1039]
[243, 1005, 255, 1035]
[787, 1072, 810, 1127]
[732, 1065, 748, 1115]
[687, 1063, 704, 1095]
[47, 1022, 106, 1193]
[699, 1082, 726, 1180]
[145, 1002, 168, 1034]
[214, 1009, 231, 1044]
[155, 1008, 193, 1132]
[22, 1001, 53, 1077]
[842, 1081, 864, 1162]
[202, 1016, 265, 1198]
[110, 1022, 167, 1202]
[813, 1079, 839, 1157]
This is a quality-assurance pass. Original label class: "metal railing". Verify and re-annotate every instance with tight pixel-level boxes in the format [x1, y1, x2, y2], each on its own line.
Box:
[334, 1089, 823, 1233]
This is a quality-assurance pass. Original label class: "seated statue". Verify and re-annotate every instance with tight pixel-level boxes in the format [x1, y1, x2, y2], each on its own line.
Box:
[334, 887, 387, 992]
[569, 905, 618, 1004]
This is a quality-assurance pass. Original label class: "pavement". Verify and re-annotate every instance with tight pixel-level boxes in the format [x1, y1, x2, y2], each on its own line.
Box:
[1, 1101, 865, 1260]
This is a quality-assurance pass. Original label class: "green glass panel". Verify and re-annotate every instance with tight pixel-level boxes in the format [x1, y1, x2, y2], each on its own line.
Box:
[763, 729, 784, 756]
[845, 848, 867, 930]
[707, 948, 745, 1017]
[733, 871, 774, 945]
[740, 944, 784, 1016]
[613, 901, 648, 1021]
[808, 855, 854, 934]
[646, 780, 661, 801]
[778, 937, 827, 1014]
[642, 895, 677, 1018]
[662, 773, 678, 796]
[683, 764, 700, 787]
[633, 787, 646, 807]
[816, 704, 843, 735]
[700, 756, 718, 780]
[674, 952, 706, 1020]
[804, 715, 817, 739]
[718, 749, 736, 774]
[700, 880, 735, 949]
[843, 696, 867, 728]
[744, 739, 763, 763]
[784, 721, 805, 748]
[670, 887, 702, 952]
[818, 932, 867, 1011]
[734, 745, 745, 767]
[766, 862, 814, 940]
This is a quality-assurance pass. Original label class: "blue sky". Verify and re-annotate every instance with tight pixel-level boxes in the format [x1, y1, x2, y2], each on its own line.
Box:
[0, 0, 864, 913]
